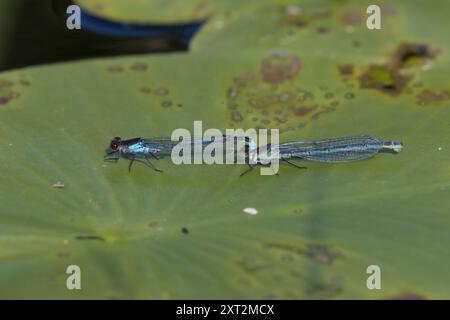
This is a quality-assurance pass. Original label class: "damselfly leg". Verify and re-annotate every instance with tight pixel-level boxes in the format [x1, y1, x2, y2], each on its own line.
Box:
[148, 152, 160, 160]
[144, 154, 163, 172]
[127, 156, 162, 173]
[240, 164, 280, 177]
[104, 154, 120, 162]
[240, 160, 306, 176]
[281, 159, 307, 170]
[240, 164, 256, 177]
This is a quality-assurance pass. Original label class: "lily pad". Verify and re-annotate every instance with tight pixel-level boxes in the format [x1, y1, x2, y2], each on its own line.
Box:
[75, 0, 264, 24]
[1, 0, 450, 299]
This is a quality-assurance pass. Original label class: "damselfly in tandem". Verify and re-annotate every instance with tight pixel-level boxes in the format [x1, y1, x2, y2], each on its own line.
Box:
[104, 135, 255, 172]
[241, 135, 403, 176]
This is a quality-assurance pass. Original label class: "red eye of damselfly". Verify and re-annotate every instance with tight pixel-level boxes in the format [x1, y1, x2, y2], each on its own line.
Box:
[110, 142, 119, 150]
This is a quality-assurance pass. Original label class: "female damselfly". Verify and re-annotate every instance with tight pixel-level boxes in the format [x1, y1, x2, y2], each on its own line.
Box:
[105, 135, 255, 172]
[241, 135, 403, 176]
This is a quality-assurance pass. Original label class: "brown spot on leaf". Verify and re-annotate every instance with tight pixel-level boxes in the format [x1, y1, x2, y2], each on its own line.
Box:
[387, 293, 426, 300]
[339, 64, 354, 77]
[0, 80, 14, 88]
[261, 294, 278, 300]
[248, 94, 280, 109]
[0, 96, 12, 105]
[330, 100, 340, 107]
[264, 242, 343, 265]
[237, 256, 268, 272]
[297, 89, 314, 101]
[108, 65, 124, 73]
[352, 40, 361, 47]
[194, 2, 206, 13]
[380, 4, 397, 16]
[294, 106, 316, 117]
[141, 87, 152, 94]
[154, 87, 169, 96]
[161, 100, 172, 108]
[358, 43, 440, 96]
[234, 73, 253, 87]
[131, 63, 148, 71]
[228, 87, 239, 100]
[231, 110, 243, 122]
[279, 91, 294, 103]
[344, 92, 355, 99]
[227, 102, 238, 110]
[306, 277, 342, 298]
[341, 10, 363, 26]
[0, 80, 19, 104]
[316, 26, 329, 34]
[0, 92, 20, 105]
[57, 252, 70, 258]
[359, 64, 411, 95]
[75, 235, 105, 241]
[305, 244, 341, 264]
[310, 10, 332, 20]
[19, 79, 31, 86]
[92, 2, 106, 11]
[417, 89, 450, 105]
[283, 5, 308, 28]
[311, 106, 335, 121]
[261, 51, 301, 85]
[324, 92, 334, 99]
[391, 43, 440, 69]
[238, 278, 251, 288]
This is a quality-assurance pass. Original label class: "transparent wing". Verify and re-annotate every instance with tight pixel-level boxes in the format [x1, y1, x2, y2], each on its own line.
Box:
[279, 135, 384, 163]
[143, 135, 250, 158]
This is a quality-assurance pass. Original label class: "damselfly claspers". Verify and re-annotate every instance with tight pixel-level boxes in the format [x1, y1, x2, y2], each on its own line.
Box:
[104, 135, 255, 172]
[241, 135, 403, 176]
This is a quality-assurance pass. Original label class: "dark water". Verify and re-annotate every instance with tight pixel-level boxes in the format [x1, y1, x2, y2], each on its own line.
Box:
[0, 0, 203, 71]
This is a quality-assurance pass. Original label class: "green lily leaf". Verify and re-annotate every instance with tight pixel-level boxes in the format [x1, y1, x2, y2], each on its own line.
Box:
[75, 0, 265, 24]
[1, 0, 450, 299]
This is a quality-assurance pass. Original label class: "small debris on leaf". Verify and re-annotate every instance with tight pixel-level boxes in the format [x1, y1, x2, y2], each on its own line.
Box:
[181, 227, 189, 234]
[243, 207, 258, 215]
[52, 181, 65, 189]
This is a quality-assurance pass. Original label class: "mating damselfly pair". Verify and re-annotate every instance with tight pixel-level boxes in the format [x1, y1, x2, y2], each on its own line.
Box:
[104, 134, 403, 175]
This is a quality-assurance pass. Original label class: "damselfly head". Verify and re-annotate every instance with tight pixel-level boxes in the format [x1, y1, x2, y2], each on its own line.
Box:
[110, 137, 122, 151]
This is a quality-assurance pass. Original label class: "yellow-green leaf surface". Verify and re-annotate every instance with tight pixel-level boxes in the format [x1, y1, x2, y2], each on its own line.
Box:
[1, 0, 450, 299]
[75, 0, 265, 24]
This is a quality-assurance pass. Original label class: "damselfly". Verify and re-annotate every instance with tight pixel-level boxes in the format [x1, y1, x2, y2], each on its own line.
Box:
[104, 135, 255, 172]
[241, 135, 403, 176]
